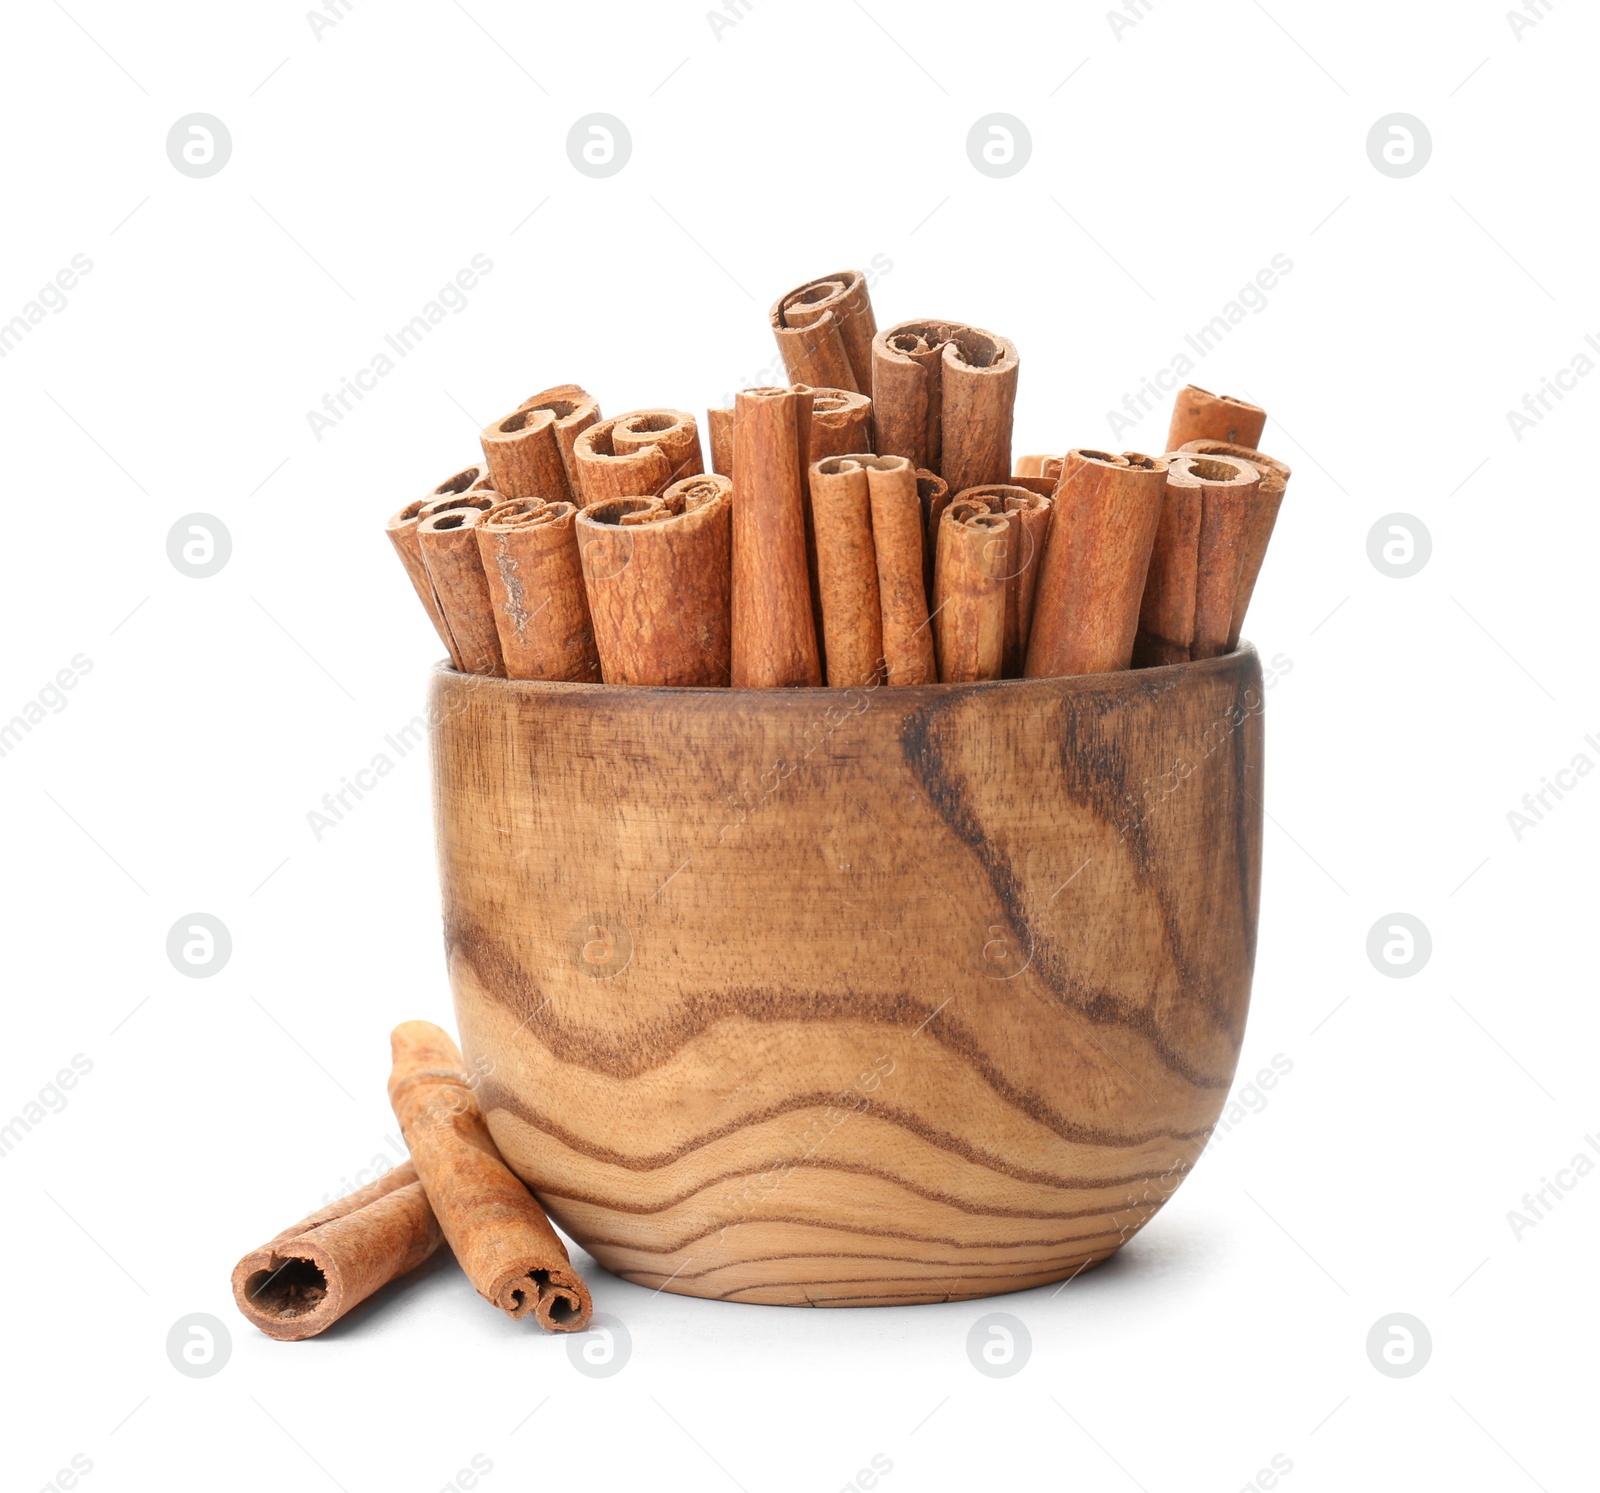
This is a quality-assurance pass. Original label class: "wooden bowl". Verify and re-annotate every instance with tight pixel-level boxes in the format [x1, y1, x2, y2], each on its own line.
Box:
[431, 646, 1264, 1307]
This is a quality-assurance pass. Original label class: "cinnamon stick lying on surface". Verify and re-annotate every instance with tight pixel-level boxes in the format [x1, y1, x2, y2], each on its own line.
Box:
[384, 463, 488, 669]
[576, 474, 733, 686]
[476, 499, 600, 682]
[418, 496, 504, 676]
[389, 1021, 593, 1333]
[1166, 385, 1267, 452]
[1135, 453, 1260, 666]
[933, 498, 1009, 683]
[770, 271, 877, 393]
[808, 458, 883, 688]
[1176, 439, 1290, 650]
[956, 484, 1053, 678]
[871, 320, 1018, 494]
[1025, 451, 1166, 678]
[730, 386, 822, 688]
[231, 1161, 442, 1342]
[480, 384, 600, 503]
[572, 410, 702, 506]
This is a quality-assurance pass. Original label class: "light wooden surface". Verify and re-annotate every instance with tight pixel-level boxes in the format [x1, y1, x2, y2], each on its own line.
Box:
[431, 647, 1264, 1306]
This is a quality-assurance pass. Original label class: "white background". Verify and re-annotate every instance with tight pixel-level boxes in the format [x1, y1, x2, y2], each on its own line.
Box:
[2, 1, 1596, 1489]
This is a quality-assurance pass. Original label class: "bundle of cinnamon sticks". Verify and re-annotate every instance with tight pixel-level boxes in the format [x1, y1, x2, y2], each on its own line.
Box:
[386, 268, 1287, 688]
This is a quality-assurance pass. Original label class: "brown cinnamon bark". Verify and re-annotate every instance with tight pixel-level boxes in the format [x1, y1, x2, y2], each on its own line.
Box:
[417, 495, 504, 675]
[1176, 440, 1289, 649]
[1135, 454, 1260, 666]
[770, 271, 877, 393]
[871, 320, 1018, 494]
[1012, 454, 1059, 479]
[389, 1021, 593, 1332]
[707, 404, 735, 477]
[933, 498, 1009, 683]
[730, 387, 822, 688]
[476, 500, 600, 682]
[384, 463, 488, 669]
[573, 410, 702, 505]
[861, 455, 937, 686]
[956, 484, 1053, 678]
[916, 469, 950, 602]
[1004, 475, 1058, 498]
[1025, 451, 1167, 678]
[576, 474, 733, 686]
[480, 397, 589, 504]
[808, 458, 883, 688]
[517, 384, 600, 497]
[1166, 385, 1267, 451]
[231, 1161, 442, 1342]
[796, 385, 873, 461]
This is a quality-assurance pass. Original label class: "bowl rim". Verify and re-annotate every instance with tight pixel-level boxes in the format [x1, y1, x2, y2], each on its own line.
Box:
[429, 641, 1262, 701]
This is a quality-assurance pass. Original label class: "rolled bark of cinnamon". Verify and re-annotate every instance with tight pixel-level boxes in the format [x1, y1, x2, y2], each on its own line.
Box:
[576, 474, 733, 686]
[956, 484, 1053, 678]
[1025, 451, 1167, 679]
[871, 320, 1019, 494]
[707, 404, 734, 477]
[933, 498, 1009, 683]
[418, 497, 504, 676]
[730, 386, 822, 688]
[1166, 385, 1267, 452]
[476, 499, 600, 682]
[916, 468, 949, 602]
[1176, 440, 1289, 650]
[770, 271, 877, 393]
[1135, 453, 1261, 666]
[480, 386, 600, 503]
[808, 458, 884, 688]
[231, 1161, 442, 1342]
[389, 1021, 593, 1332]
[384, 463, 488, 669]
[572, 410, 702, 506]
[862, 455, 937, 686]
[1004, 474, 1059, 498]
[1012, 454, 1059, 479]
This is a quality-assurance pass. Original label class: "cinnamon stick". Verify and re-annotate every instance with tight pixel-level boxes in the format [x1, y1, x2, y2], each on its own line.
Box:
[864, 455, 937, 685]
[1135, 453, 1260, 666]
[1025, 451, 1166, 678]
[1012, 454, 1059, 479]
[808, 458, 883, 688]
[417, 495, 504, 675]
[384, 463, 488, 669]
[388, 1021, 593, 1332]
[1166, 385, 1267, 451]
[1176, 440, 1290, 649]
[933, 498, 1009, 683]
[707, 404, 735, 477]
[480, 386, 599, 503]
[476, 499, 600, 682]
[231, 1161, 442, 1342]
[572, 410, 702, 506]
[871, 320, 1018, 494]
[576, 474, 733, 686]
[769, 270, 877, 393]
[730, 386, 822, 688]
[956, 484, 1053, 678]
[796, 385, 873, 461]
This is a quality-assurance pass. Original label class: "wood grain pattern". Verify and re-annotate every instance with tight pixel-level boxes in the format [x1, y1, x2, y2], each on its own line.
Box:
[431, 648, 1264, 1306]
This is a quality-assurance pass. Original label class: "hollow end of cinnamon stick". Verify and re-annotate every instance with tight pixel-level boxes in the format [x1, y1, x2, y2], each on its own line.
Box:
[770, 271, 877, 393]
[418, 503, 505, 676]
[1166, 385, 1267, 452]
